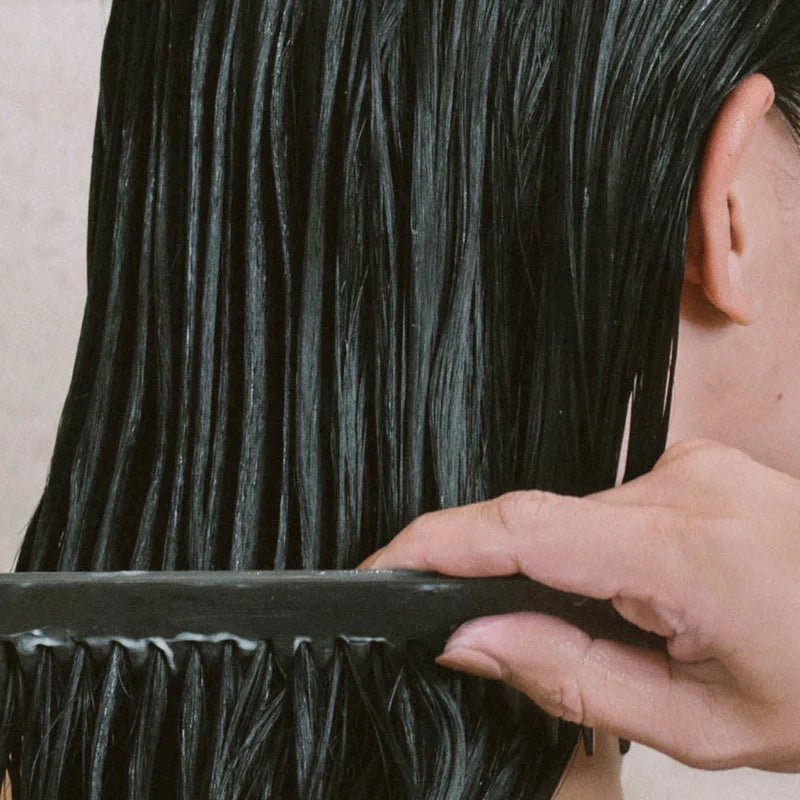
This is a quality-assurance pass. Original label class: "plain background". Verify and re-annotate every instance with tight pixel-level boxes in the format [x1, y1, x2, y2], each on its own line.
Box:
[2, 2, 800, 798]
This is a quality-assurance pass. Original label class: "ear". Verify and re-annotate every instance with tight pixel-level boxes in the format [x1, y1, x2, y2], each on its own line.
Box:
[685, 74, 775, 325]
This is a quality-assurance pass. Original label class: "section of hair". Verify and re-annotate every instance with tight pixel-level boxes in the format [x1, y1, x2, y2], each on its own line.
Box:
[0, 642, 564, 800]
[8, 0, 800, 798]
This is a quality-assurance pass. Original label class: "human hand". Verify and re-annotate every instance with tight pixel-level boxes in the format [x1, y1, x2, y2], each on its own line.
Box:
[358, 440, 800, 772]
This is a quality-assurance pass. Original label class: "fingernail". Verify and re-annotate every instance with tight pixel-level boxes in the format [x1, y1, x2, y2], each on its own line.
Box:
[435, 648, 503, 680]
[357, 547, 386, 570]
[443, 618, 502, 651]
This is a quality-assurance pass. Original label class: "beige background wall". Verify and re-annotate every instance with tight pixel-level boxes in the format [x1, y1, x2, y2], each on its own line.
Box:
[2, 2, 800, 798]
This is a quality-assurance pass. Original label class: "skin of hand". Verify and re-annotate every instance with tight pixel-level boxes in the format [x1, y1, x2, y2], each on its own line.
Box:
[358, 439, 800, 773]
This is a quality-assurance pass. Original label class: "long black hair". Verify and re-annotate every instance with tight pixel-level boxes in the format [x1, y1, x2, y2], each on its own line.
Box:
[4, 0, 800, 797]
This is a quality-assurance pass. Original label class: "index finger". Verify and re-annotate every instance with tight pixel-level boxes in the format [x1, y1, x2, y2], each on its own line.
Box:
[358, 491, 689, 607]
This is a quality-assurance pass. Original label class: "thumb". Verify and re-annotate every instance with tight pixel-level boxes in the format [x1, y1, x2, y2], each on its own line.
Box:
[436, 612, 715, 764]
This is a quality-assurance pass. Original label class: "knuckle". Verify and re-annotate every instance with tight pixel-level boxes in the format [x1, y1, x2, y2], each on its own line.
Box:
[643, 506, 699, 623]
[494, 490, 554, 536]
[534, 677, 586, 726]
[556, 679, 587, 725]
[551, 640, 596, 726]
[399, 513, 438, 555]
[659, 438, 749, 476]
[659, 438, 726, 467]
[404, 511, 435, 539]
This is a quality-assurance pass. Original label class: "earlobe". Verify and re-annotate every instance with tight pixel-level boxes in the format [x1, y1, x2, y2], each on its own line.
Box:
[685, 74, 774, 325]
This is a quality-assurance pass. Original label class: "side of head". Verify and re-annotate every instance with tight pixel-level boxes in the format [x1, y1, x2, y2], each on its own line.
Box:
[672, 70, 800, 476]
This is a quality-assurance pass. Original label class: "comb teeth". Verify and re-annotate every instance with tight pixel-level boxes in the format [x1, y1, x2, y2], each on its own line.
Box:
[5, 632, 400, 677]
[0, 633, 579, 799]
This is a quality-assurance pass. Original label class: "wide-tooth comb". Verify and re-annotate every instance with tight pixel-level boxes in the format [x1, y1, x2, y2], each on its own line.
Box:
[0, 570, 663, 678]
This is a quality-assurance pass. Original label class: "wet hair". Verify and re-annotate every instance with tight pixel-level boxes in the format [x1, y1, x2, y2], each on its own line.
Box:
[3, 0, 800, 798]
